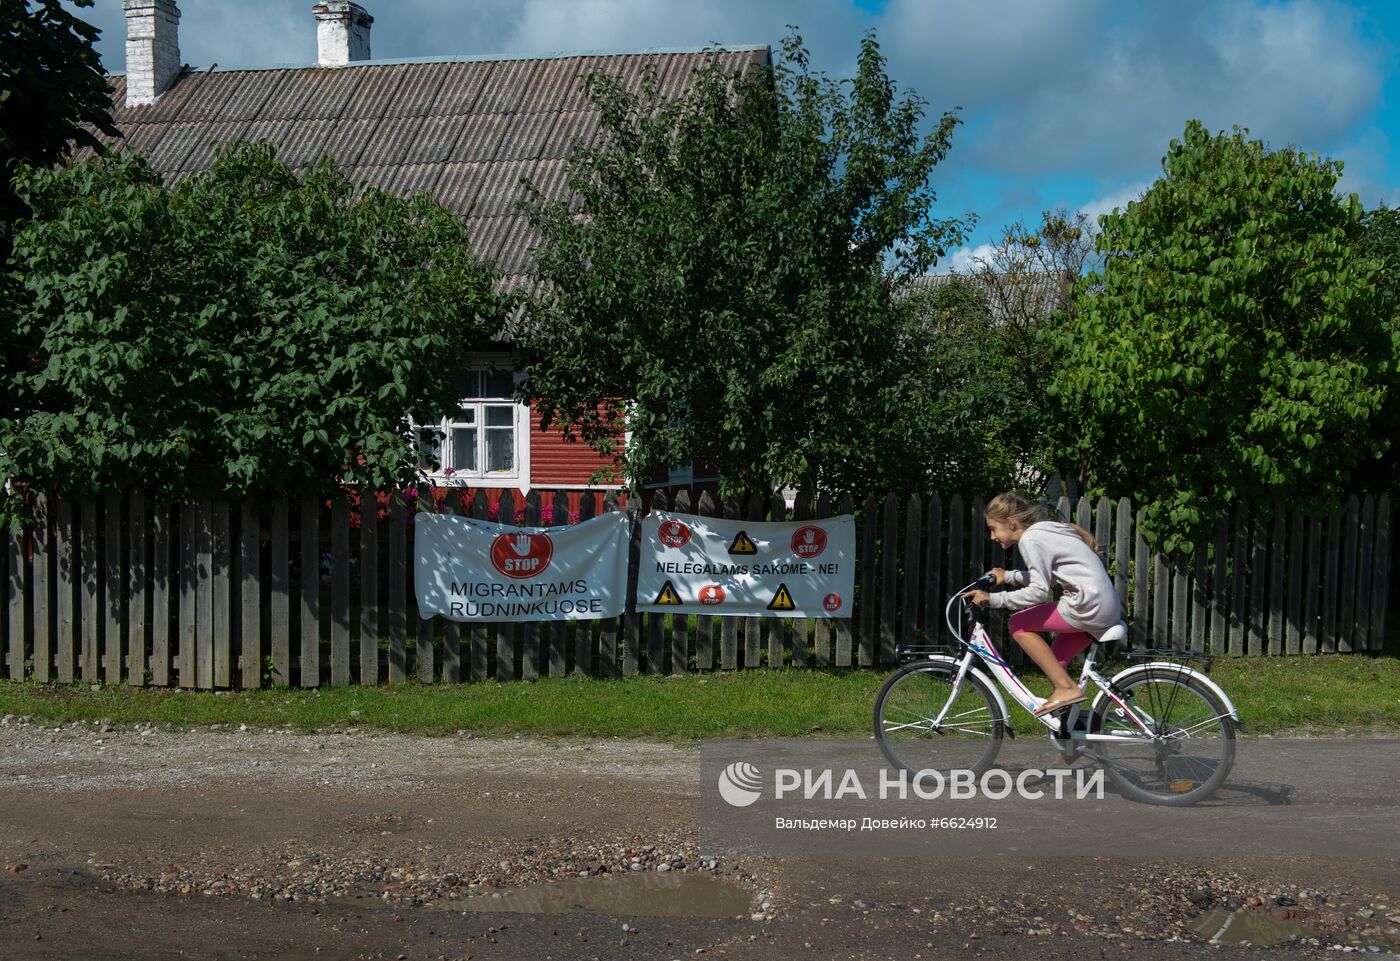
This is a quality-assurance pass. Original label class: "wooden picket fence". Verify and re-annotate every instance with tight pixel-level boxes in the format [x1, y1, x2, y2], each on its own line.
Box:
[1, 489, 1393, 689]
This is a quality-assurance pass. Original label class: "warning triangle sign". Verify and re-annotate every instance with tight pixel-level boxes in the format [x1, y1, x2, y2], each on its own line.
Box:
[653, 580, 683, 606]
[728, 530, 758, 555]
[767, 583, 796, 612]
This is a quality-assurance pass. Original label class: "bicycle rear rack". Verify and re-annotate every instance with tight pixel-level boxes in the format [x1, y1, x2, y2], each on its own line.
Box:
[1120, 648, 1214, 672]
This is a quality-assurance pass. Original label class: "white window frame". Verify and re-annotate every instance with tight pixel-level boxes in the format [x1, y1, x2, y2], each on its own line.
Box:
[413, 358, 531, 491]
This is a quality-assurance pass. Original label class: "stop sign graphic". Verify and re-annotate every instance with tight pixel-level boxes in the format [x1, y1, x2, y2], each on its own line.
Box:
[490, 532, 554, 579]
[699, 584, 726, 605]
[658, 519, 692, 548]
[791, 525, 827, 559]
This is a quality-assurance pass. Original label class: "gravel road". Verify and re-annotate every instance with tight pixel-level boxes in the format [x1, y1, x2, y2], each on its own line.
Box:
[2, 716, 1398, 960]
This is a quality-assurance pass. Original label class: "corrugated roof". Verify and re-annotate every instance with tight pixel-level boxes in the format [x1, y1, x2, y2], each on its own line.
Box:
[90, 47, 770, 288]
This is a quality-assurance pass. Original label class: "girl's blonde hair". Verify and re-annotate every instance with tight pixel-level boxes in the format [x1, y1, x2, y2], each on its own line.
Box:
[985, 490, 1098, 552]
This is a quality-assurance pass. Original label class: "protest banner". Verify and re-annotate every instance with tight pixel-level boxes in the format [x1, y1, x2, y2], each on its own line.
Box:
[415, 511, 629, 621]
[638, 510, 856, 617]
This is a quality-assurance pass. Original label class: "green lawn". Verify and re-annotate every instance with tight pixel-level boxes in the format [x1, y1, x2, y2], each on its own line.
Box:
[2, 654, 1397, 739]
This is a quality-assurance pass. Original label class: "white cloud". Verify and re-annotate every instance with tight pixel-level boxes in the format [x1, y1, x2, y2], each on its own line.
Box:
[942, 242, 998, 274]
[1076, 180, 1152, 226]
[874, 0, 1384, 181]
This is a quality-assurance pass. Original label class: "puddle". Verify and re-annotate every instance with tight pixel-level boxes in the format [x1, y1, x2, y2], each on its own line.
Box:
[1191, 908, 1311, 946]
[456, 871, 753, 918]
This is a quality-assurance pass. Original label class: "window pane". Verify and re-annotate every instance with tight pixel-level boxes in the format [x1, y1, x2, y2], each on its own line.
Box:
[453, 406, 477, 425]
[484, 404, 514, 427]
[482, 368, 514, 398]
[415, 426, 442, 470]
[485, 428, 514, 472]
[460, 370, 483, 399]
[450, 427, 478, 471]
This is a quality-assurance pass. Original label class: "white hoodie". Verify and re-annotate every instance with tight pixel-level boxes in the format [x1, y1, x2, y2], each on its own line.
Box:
[986, 521, 1122, 633]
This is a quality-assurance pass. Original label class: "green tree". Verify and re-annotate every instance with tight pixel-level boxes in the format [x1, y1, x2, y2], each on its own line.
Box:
[1, 0, 117, 234]
[1051, 121, 1398, 554]
[2, 143, 509, 511]
[895, 275, 1036, 493]
[965, 207, 1099, 494]
[521, 33, 970, 497]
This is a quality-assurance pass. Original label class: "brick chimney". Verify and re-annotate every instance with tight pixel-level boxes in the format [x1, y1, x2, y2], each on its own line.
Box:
[313, 2, 373, 67]
[123, 0, 182, 106]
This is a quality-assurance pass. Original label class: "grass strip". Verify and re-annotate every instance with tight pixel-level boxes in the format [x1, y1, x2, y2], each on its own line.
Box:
[1, 654, 1397, 740]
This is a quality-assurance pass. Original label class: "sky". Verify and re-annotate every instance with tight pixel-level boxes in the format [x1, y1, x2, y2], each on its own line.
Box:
[65, 0, 1400, 272]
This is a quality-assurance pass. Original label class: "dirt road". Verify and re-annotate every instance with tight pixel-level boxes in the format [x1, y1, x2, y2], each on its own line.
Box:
[2, 718, 1397, 960]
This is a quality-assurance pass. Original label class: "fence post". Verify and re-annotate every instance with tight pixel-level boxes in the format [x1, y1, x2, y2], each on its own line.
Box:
[621, 493, 640, 676]
[240, 495, 261, 689]
[1133, 507, 1149, 650]
[103, 494, 123, 683]
[769, 491, 788, 668]
[645, 489, 668, 674]
[789, 492, 811, 668]
[921, 495, 943, 648]
[720, 497, 739, 670]
[212, 499, 231, 688]
[813, 492, 833, 668]
[5, 510, 25, 682]
[81, 498, 100, 682]
[270, 497, 291, 686]
[150, 502, 170, 687]
[388, 491, 408, 683]
[299, 496, 320, 688]
[692, 491, 716, 672]
[745, 492, 765, 669]
[1210, 509, 1228, 655]
[128, 493, 147, 686]
[1322, 508, 1341, 653]
[33, 493, 51, 683]
[518, 490, 542, 679]
[1355, 495, 1375, 652]
[879, 494, 898, 666]
[1267, 505, 1284, 656]
[415, 493, 437, 684]
[331, 494, 351, 686]
[439, 490, 463, 684]
[574, 492, 598, 677]
[672, 489, 693, 675]
[1339, 495, 1360, 653]
[1232, 501, 1254, 658]
[1191, 543, 1207, 655]
[859, 494, 877, 667]
[835, 493, 855, 667]
[550, 489, 571, 677]
[948, 494, 964, 619]
[1286, 510, 1305, 656]
[1303, 512, 1322, 655]
[900, 495, 923, 653]
[1370, 495, 1391, 652]
[359, 491, 380, 686]
[1248, 507, 1267, 656]
[469, 490, 492, 681]
[57, 498, 77, 683]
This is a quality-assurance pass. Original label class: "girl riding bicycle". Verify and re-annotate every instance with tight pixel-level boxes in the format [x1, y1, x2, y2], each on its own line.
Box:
[962, 491, 1122, 717]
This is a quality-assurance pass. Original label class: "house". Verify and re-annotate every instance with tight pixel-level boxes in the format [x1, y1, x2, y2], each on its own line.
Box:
[92, 1, 768, 505]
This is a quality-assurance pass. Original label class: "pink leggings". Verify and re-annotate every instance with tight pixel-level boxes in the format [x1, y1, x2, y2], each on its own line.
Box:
[1008, 603, 1095, 667]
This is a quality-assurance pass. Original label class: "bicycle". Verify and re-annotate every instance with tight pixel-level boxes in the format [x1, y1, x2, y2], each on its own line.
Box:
[872, 574, 1243, 806]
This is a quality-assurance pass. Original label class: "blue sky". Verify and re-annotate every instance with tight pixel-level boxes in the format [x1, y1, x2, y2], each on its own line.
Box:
[67, 0, 1400, 271]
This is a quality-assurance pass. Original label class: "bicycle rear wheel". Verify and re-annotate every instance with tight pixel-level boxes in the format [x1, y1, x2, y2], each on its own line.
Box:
[1089, 667, 1235, 806]
[873, 663, 1004, 778]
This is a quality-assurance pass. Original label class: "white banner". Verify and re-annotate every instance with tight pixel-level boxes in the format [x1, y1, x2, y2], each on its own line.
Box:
[638, 510, 856, 617]
[415, 511, 630, 622]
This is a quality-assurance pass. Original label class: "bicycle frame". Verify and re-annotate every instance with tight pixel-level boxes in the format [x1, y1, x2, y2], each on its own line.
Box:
[937, 578, 1171, 742]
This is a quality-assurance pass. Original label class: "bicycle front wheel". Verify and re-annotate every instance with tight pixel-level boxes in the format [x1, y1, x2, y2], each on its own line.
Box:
[873, 663, 1004, 778]
[1089, 667, 1235, 806]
